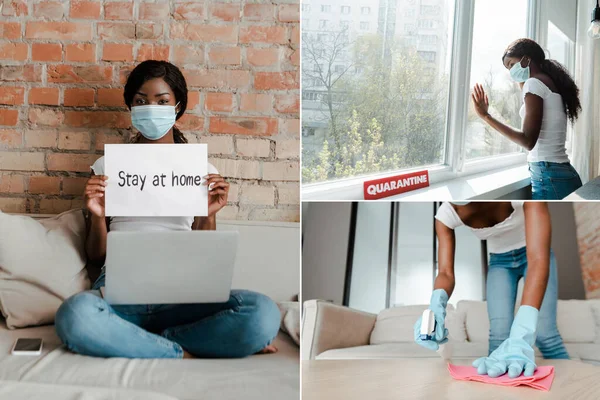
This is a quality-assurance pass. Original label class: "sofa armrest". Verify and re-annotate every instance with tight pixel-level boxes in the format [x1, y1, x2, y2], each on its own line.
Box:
[301, 300, 377, 360]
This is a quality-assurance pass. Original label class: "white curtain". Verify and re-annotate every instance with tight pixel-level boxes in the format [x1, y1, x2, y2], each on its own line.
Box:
[573, 0, 600, 184]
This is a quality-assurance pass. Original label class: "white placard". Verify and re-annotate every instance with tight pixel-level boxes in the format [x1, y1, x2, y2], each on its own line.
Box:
[104, 144, 208, 217]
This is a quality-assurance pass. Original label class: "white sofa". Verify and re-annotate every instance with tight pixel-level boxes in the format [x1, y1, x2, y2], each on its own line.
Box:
[302, 299, 600, 365]
[0, 212, 300, 400]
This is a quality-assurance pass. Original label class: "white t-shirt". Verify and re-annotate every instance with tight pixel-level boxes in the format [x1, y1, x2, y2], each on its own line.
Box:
[90, 156, 218, 232]
[520, 78, 569, 163]
[435, 202, 526, 254]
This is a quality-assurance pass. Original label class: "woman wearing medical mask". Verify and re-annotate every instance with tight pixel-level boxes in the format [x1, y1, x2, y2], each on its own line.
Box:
[472, 38, 582, 200]
[414, 202, 568, 379]
[55, 60, 281, 359]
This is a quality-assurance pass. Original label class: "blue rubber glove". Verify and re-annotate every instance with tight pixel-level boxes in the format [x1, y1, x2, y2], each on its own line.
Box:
[473, 305, 538, 379]
[414, 289, 449, 351]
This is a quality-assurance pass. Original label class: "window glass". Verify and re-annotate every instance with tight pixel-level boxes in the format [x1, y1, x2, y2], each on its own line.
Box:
[465, 0, 528, 160]
[302, 0, 455, 184]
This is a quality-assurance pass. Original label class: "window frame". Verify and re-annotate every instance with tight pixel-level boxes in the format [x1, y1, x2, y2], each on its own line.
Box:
[302, 0, 540, 197]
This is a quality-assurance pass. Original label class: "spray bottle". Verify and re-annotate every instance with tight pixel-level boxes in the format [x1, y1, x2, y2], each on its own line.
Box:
[420, 309, 452, 361]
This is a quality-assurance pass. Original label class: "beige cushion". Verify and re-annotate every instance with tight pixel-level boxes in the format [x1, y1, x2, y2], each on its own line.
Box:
[446, 309, 468, 342]
[370, 304, 455, 345]
[0, 209, 90, 329]
[457, 300, 490, 343]
[457, 299, 599, 344]
[0, 318, 299, 400]
[590, 300, 600, 343]
[556, 300, 597, 343]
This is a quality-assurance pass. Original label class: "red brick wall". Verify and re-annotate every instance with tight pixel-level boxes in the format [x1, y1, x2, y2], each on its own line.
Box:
[0, 0, 300, 221]
[574, 203, 600, 299]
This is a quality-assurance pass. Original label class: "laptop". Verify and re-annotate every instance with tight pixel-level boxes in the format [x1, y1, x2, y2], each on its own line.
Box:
[103, 231, 239, 305]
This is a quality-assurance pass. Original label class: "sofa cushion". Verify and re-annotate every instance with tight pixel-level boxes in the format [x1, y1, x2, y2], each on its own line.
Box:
[0, 381, 179, 400]
[457, 299, 599, 344]
[457, 301, 490, 343]
[370, 304, 455, 345]
[446, 309, 468, 342]
[556, 300, 597, 343]
[0, 210, 90, 329]
[588, 300, 600, 343]
[0, 317, 299, 400]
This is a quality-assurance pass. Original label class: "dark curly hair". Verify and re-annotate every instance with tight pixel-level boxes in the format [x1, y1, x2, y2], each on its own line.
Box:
[502, 38, 581, 123]
[123, 60, 189, 143]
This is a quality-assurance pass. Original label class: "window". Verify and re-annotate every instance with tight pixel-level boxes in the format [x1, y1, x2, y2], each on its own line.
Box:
[321, 5, 331, 12]
[345, 202, 485, 312]
[418, 19, 435, 29]
[302, 0, 456, 185]
[418, 34, 437, 46]
[302, 127, 316, 137]
[340, 20, 350, 30]
[341, 6, 351, 14]
[420, 5, 440, 15]
[465, 0, 528, 160]
[302, 4, 310, 12]
[317, 33, 327, 42]
[302, 0, 539, 193]
[302, 19, 309, 29]
[313, 64, 323, 72]
[418, 51, 436, 62]
[405, 8, 416, 18]
[302, 91, 321, 101]
[319, 19, 328, 29]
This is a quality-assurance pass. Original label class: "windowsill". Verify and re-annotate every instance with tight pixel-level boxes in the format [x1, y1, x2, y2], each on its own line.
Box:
[565, 175, 600, 200]
[302, 164, 531, 201]
[380, 164, 531, 200]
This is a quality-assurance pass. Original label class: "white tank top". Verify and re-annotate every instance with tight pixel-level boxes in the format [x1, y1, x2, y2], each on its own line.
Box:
[90, 156, 218, 232]
[435, 202, 526, 254]
[520, 78, 569, 164]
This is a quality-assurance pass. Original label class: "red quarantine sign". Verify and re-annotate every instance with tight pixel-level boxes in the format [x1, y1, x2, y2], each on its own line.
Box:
[363, 170, 430, 200]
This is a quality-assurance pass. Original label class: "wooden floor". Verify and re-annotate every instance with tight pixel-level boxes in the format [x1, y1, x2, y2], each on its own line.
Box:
[302, 358, 600, 400]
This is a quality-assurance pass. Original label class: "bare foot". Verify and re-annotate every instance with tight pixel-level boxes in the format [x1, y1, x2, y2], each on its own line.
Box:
[256, 344, 278, 355]
[183, 350, 195, 359]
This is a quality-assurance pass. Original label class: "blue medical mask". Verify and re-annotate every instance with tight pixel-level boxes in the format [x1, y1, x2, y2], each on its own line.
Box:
[509, 56, 531, 83]
[131, 103, 179, 140]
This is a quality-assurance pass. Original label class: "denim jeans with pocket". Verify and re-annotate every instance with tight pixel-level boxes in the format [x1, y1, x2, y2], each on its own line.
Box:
[486, 246, 569, 359]
[528, 161, 582, 200]
[55, 271, 281, 358]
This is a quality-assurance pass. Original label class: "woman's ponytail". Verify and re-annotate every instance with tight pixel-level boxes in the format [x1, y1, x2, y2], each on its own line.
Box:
[540, 59, 581, 123]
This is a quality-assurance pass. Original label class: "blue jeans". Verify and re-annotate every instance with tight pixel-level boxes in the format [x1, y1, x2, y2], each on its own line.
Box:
[55, 272, 281, 359]
[487, 246, 569, 359]
[529, 161, 582, 200]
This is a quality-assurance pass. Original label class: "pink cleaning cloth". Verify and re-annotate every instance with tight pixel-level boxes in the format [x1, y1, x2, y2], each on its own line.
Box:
[448, 364, 555, 392]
